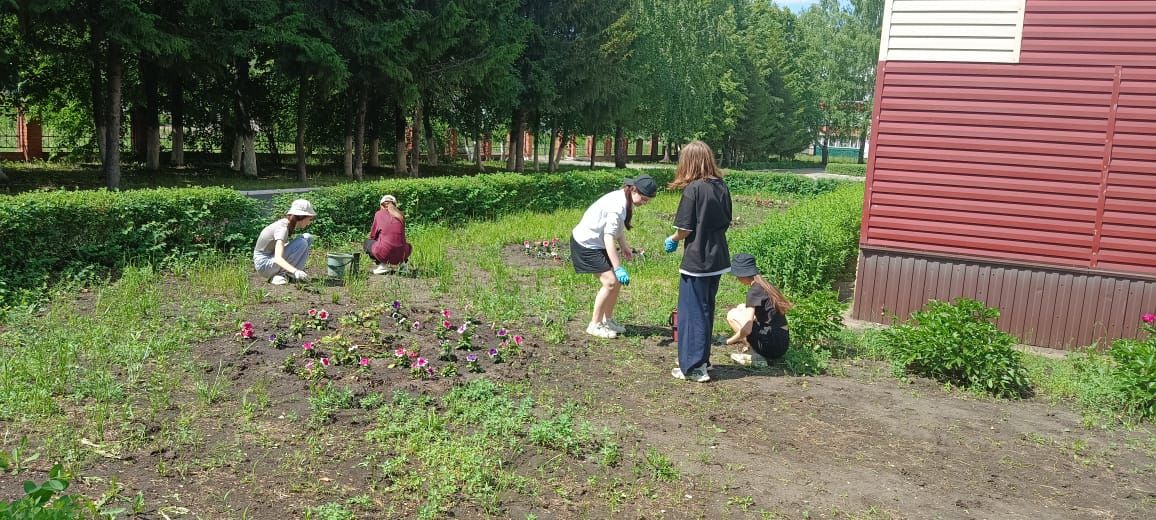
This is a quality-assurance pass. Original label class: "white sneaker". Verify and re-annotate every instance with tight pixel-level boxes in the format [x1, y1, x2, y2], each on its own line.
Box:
[372, 264, 390, 275]
[671, 366, 710, 383]
[730, 352, 768, 367]
[585, 322, 617, 339]
[602, 318, 626, 334]
[270, 275, 288, 285]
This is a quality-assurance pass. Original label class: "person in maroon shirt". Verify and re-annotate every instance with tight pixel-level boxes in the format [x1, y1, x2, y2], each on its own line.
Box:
[366, 195, 413, 274]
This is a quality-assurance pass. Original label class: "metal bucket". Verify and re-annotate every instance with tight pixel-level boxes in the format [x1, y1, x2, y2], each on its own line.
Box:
[326, 252, 360, 279]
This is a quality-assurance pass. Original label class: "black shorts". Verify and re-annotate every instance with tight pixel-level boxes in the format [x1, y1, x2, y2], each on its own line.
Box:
[748, 323, 789, 359]
[570, 236, 612, 274]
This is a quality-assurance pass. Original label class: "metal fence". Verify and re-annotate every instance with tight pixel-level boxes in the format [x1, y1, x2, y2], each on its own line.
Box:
[0, 109, 18, 152]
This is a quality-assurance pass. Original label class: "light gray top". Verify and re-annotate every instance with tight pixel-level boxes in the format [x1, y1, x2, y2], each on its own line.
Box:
[253, 218, 290, 257]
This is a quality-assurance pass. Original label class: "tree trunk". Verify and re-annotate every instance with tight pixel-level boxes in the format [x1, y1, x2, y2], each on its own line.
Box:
[394, 103, 407, 174]
[242, 135, 257, 176]
[296, 77, 308, 182]
[661, 140, 671, 163]
[264, 123, 280, 166]
[231, 135, 243, 171]
[513, 111, 525, 172]
[547, 127, 556, 172]
[820, 133, 830, 167]
[170, 77, 185, 167]
[473, 128, 484, 172]
[423, 108, 438, 167]
[532, 130, 539, 172]
[343, 134, 353, 177]
[409, 101, 422, 177]
[369, 138, 380, 168]
[614, 124, 626, 169]
[103, 43, 123, 189]
[353, 84, 368, 181]
[552, 129, 567, 172]
[589, 132, 596, 169]
[91, 58, 106, 165]
[857, 124, 868, 164]
[0, 164, 6, 182]
[234, 58, 257, 177]
[650, 134, 659, 161]
[141, 57, 160, 170]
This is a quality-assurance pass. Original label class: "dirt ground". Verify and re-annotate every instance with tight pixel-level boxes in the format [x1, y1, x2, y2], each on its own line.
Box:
[3, 264, 1154, 520]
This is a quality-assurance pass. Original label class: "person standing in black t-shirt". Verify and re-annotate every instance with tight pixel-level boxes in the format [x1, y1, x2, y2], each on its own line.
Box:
[724, 253, 792, 366]
[663, 140, 732, 383]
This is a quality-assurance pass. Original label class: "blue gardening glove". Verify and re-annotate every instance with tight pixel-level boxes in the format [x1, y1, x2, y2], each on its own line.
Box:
[614, 266, 631, 285]
[663, 237, 677, 253]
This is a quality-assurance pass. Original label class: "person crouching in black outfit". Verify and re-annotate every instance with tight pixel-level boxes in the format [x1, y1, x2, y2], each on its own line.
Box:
[724, 253, 792, 366]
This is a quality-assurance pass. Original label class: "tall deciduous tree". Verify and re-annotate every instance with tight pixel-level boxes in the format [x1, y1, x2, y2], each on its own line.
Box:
[801, 0, 882, 165]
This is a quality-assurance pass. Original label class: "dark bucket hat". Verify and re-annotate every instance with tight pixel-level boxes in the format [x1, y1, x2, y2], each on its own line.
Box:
[625, 174, 659, 198]
[730, 253, 759, 278]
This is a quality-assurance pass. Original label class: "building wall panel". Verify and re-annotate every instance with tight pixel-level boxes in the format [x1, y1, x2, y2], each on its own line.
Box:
[853, 249, 1156, 349]
[1020, 1, 1156, 65]
[881, 0, 1027, 63]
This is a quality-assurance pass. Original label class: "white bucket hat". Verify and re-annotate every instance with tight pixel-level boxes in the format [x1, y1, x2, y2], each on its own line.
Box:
[380, 194, 397, 205]
[287, 199, 316, 216]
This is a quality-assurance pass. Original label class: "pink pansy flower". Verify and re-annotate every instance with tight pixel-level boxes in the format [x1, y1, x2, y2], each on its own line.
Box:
[443, 320, 453, 329]
[320, 357, 331, 367]
[412, 321, 422, 331]
[394, 348, 407, 357]
[414, 357, 428, 368]
[307, 308, 317, 317]
[523, 240, 531, 248]
[359, 357, 370, 367]
[457, 323, 468, 334]
[317, 310, 330, 320]
[1143, 313, 1155, 324]
[305, 361, 314, 369]
[513, 335, 524, 346]
[441, 309, 451, 319]
[302, 342, 314, 351]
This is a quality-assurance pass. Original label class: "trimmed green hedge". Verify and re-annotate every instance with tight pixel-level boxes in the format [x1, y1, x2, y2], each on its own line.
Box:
[0, 168, 848, 302]
[729, 184, 864, 295]
[825, 163, 867, 176]
[0, 187, 264, 300]
[274, 169, 842, 241]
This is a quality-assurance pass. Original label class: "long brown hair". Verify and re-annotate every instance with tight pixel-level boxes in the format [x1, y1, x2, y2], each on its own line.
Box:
[668, 140, 724, 190]
[753, 274, 793, 315]
[286, 214, 309, 237]
[623, 185, 635, 230]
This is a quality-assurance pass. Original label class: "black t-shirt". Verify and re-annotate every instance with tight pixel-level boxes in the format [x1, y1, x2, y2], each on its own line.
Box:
[746, 283, 788, 328]
[673, 178, 732, 274]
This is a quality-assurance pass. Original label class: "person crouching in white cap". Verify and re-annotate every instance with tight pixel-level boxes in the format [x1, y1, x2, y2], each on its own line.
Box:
[366, 194, 412, 274]
[253, 199, 316, 285]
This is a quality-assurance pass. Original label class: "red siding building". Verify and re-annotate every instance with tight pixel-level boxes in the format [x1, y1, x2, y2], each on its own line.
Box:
[854, 0, 1156, 349]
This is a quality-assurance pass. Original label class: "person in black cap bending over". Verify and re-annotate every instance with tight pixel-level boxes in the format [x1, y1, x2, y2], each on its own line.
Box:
[724, 253, 792, 366]
[570, 174, 658, 339]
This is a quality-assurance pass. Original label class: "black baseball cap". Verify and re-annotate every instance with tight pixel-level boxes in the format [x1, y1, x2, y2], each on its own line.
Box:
[625, 174, 658, 198]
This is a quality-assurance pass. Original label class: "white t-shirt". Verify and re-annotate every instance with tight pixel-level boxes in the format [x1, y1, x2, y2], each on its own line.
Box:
[253, 218, 290, 256]
[572, 190, 627, 249]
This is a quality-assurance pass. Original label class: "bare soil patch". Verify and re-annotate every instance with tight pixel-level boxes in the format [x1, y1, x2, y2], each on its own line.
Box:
[3, 267, 1154, 519]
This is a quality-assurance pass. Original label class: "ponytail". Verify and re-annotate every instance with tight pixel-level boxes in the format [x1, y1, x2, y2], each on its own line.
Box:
[286, 214, 305, 237]
[754, 274, 793, 315]
[623, 186, 634, 230]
